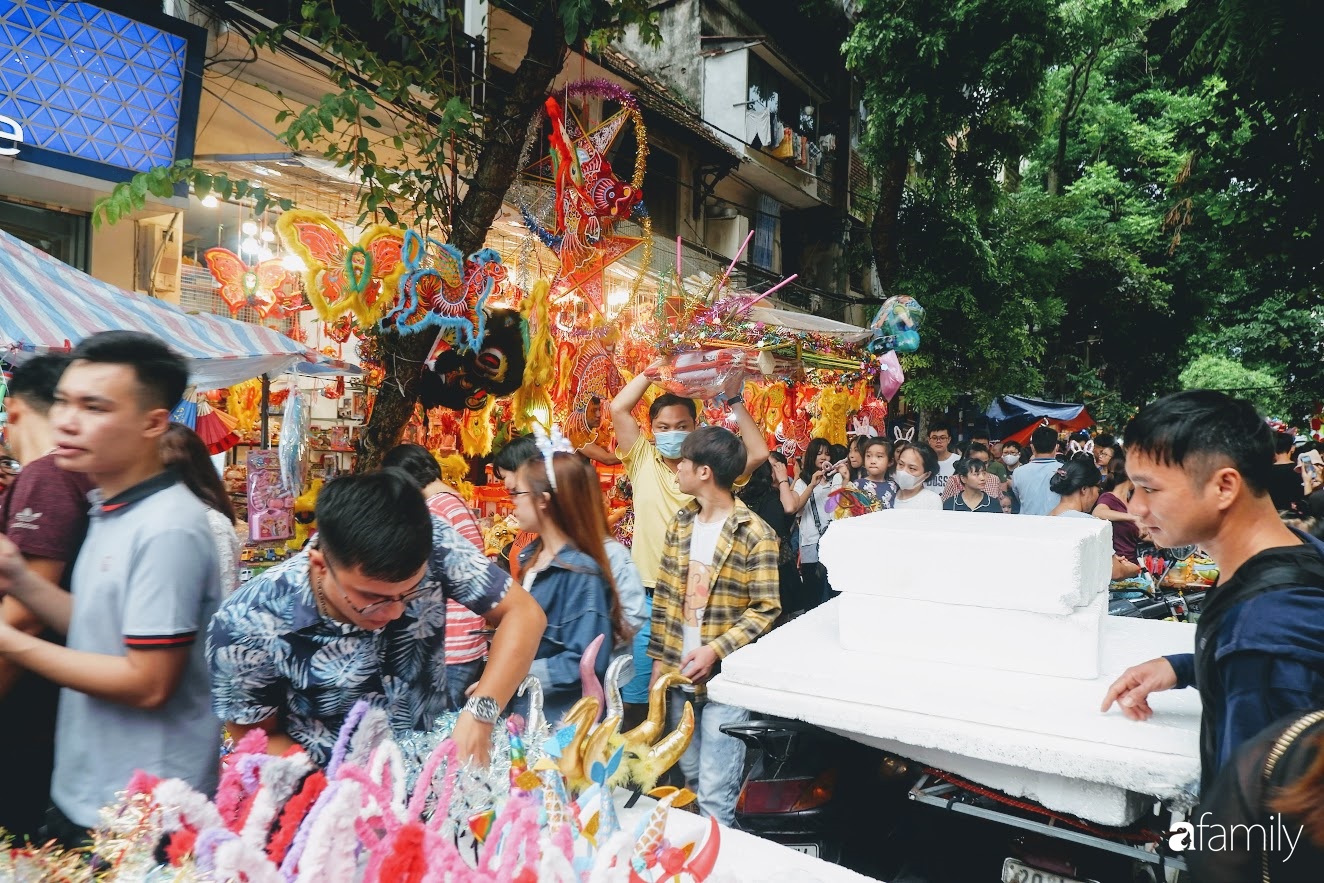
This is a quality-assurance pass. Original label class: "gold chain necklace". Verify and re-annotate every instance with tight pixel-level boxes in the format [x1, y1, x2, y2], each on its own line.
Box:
[311, 568, 333, 618]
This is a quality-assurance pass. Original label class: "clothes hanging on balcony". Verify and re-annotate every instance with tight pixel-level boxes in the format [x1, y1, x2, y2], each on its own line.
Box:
[745, 100, 772, 147]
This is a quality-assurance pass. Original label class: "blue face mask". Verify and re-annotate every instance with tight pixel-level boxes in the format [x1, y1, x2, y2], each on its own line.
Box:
[654, 430, 690, 459]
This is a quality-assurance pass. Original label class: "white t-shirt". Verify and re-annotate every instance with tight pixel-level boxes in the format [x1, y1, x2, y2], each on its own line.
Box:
[894, 488, 943, 510]
[927, 452, 959, 490]
[680, 516, 724, 691]
[792, 473, 842, 563]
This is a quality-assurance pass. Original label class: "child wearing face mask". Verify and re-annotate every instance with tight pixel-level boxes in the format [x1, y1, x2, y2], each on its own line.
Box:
[853, 437, 898, 510]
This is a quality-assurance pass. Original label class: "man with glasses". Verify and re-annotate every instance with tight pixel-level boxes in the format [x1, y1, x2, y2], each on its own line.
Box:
[925, 420, 960, 491]
[207, 470, 546, 768]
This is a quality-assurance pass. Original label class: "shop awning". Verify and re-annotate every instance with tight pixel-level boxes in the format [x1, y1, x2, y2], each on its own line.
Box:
[985, 395, 1095, 445]
[0, 228, 358, 391]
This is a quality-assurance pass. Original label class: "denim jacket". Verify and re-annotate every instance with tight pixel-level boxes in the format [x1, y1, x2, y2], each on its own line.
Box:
[518, 541, 613, 723]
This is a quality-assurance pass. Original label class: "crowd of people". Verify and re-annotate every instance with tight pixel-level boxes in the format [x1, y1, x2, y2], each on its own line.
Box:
[2, 332, 1323, 880]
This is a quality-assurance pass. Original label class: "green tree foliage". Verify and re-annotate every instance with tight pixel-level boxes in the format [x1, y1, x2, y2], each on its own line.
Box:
[844, 0, 1320, 422]
[1179, 353, 1285, 416]
[844, 0, 1057, 287]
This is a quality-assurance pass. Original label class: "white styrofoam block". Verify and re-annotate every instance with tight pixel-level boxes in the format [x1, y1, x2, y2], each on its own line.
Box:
[826, 728, 1154, 827]
[819, 510, 1113, 615]
[708, 602, 1202, 825]
[838, 592, 1106, 679]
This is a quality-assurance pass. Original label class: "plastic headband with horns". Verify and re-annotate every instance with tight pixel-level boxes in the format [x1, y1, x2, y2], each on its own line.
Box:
[532, 423, 575, 491]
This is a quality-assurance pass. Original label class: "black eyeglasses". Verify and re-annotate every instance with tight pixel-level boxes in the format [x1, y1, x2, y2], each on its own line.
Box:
[322, 552, 431, 616]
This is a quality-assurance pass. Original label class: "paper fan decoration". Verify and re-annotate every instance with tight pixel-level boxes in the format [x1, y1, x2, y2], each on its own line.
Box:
[170, 394, 241, 454]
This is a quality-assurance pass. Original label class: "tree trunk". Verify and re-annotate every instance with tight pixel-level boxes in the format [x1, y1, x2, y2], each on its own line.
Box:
[357, 2, 570, 470]
[870, 148, 910, 292]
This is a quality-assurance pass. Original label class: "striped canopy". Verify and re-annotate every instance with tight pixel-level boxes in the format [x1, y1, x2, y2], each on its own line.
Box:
[0, 227, 359, 391]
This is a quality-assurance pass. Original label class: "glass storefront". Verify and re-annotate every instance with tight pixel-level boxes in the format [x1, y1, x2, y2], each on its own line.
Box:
[0, 197, 89, 271]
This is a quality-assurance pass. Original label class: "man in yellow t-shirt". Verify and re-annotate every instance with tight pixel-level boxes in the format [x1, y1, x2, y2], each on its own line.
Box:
[610, 360, 769, 590]
[609, 359, 769, 720]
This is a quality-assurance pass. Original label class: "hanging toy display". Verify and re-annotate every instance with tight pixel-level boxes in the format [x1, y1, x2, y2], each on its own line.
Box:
[511, 279, 556, 431]
[202, 248, 305, 318]
[511, 79, 653, 317]
[380, 230, 516, 352]
[275, 209, 405, 326]
[278, 386, 310, 497]
[564, 344, 623, 449]
[286, 477, 323, 555]
[419, 307, 528, 412]
[866, 294, 926, 355]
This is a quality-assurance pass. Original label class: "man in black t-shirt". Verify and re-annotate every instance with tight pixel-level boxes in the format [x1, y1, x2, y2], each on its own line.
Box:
[1266, 430, 1306, 512]
[0, 355, 94, 839]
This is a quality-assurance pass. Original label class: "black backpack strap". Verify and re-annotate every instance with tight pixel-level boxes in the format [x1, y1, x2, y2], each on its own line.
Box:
[1202, 556, 1324, 627]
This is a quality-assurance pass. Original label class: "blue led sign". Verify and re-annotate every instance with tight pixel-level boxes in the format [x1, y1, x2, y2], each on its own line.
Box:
[0, 1, 204, 182]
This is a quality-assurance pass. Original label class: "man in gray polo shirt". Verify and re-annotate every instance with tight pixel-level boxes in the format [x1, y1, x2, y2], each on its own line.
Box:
[0, 332, 220, 843]
[1012, 425, 1065, 516]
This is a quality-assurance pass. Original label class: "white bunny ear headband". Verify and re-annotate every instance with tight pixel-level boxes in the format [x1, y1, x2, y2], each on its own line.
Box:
[1068, 439, 1096, 456]
[532, 424, 575, 491]
[892, 425, 916, 442]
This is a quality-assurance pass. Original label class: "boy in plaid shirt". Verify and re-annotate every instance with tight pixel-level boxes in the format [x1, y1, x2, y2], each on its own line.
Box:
[648, 426, 781, 825]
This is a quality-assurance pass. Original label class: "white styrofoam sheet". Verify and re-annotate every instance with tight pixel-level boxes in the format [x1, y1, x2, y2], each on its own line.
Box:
[819, 510, 1112, 615]
[708, 602, 1202, 826]
[839, 592, 1107, 680]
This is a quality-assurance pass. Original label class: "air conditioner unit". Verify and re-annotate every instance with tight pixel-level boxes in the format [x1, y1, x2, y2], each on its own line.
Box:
[706, 214, 750, 262]
[136, 216, 182, 298]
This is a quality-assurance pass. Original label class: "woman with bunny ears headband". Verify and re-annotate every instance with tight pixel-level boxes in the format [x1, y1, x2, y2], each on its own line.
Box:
[512, 427, 631, 723]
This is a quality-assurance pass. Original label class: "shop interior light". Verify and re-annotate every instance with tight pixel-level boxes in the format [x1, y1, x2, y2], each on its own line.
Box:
[281, 253, 307, 272]
[260, 229, 275, 242]
[242, 221, 259, 236]
[200, 195, 219, 208]
[240, 236, 260, 255]
[257, 246, 275, 261]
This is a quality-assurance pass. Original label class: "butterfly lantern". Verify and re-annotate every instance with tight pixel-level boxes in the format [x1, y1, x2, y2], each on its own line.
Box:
[275, 209, 404, 326]
[202, 248, 304, 318]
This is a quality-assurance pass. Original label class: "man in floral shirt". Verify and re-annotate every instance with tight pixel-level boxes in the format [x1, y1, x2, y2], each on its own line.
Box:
[207, 471, 546, 766]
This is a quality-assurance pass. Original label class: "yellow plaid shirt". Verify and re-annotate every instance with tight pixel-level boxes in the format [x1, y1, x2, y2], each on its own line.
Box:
[647, 498, 782, 699]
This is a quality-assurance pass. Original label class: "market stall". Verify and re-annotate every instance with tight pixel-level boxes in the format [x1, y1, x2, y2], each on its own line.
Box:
[0, 226, 362, 576]
[0, 228, 356, 389]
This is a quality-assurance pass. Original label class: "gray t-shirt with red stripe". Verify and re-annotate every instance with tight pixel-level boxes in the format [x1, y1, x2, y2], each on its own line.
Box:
[52, 474, 221, 827]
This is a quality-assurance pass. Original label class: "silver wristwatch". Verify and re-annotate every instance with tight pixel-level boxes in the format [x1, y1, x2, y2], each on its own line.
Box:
[464, 695, 501, 724]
